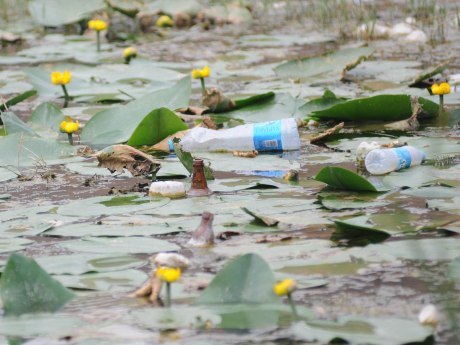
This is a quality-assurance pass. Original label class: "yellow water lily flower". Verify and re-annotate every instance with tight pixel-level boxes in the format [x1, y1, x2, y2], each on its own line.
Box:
[156, 266, 181, 283]
[192, 66, 210, 79]
[156, 15, 174, 28]
[88, 19, 108, 31]
[274, 279, 297, 296]
[51, 70, 72, 85]
[432, 82, 450, 95]
[60, 116, 79, 134]
[123, 47, 137, 59]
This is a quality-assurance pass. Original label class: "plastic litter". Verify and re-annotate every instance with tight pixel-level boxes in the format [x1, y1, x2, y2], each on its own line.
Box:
[179, 118, 300, 152]
[365, 146, 426, 175]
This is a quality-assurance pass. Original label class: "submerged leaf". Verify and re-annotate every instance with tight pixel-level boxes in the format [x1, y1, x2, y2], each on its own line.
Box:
[0, 253, 75, 316]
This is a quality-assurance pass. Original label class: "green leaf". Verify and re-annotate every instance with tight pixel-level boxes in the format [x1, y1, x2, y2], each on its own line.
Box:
[315, 166, 379, 192]
[299, 89, 347, 116]
[0, 90, 37, 113]
[28, 0, 105, 26]
[274, 47, 373, 81]
[293, 316, 434, 345]
[233, 92, 275, 110]
[127, 107, 188, 146]
[172, 140, 215, 180]
[312, 95, 439, 121]
[0, 253, 75, 316]
[197, 253, 279, 305]
[1, 112, 37, 136]
[80, 76, 191, 145]
[28, 102, 65, 132]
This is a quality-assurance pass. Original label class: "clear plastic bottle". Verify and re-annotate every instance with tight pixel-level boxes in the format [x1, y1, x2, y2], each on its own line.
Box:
[179, 118, 300, 152]
[364, 146, 426, 175]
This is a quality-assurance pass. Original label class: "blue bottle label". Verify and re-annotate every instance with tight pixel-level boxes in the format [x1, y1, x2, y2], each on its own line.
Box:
[394, 147, 412, 170]
[168, 139, 174, 151]
[253, 120, 283, 151]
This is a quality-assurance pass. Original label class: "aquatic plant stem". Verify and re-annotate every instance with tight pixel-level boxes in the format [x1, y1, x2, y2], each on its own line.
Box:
[439, 95, 444, 109]
[96, 31, 101, 52]
[61, 85, 69, 108]
[67, 133, 74, 146]
[200, 78, 206, 94]
[166, 282, 171, 307]
[287, 293, 298, 320]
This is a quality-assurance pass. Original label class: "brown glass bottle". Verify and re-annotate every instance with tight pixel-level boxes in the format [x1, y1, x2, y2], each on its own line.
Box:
[187, 159, 212, 196]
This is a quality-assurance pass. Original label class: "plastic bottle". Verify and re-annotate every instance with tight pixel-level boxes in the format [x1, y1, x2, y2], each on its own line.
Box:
[179, 118, 300, 152]
[364, 146, 426, 175]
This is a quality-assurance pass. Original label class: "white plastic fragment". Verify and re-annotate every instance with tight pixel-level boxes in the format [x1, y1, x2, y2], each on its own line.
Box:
[418, 304, 439, 328]
[356, 141, 380, 163]
[389, 23, 414, 36]
[152, 253, 190, 269]
[357, 23, 389, 39]
[149, 181, 186, 199]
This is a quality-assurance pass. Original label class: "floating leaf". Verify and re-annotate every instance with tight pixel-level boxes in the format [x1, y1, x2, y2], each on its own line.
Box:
[241, 207, 279, 226]
[197, 253, 279, 305]
[234, 92, 275, 110]
[274, 47, 373, 81]
[28, 0, 105, 26]
[28, 102, 65, 132]
[299, 89, 347, 116]
[0, 253, 75, 316]
[80, 77, 191, 145]
[293, 316, 434, 345]
[127, 107, 189, 146]
[410, 61, 449, 88]
[1, 112, 37, 136]
[315, 166, 379, 192]
[312, 95, 439, 121]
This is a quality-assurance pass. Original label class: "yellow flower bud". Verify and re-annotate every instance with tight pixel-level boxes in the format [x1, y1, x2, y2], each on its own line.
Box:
[431, 82, 450, 95]
[156, 266, 181, 283]
[191, 66, 210, 79]
[88, 19, 108, 31]
[156, 15, 174, 28]
[273, 279, 297, 296]
[123, 47, 137, 59]
[51, 70, 72, 85]
[59, 116, 79, 134]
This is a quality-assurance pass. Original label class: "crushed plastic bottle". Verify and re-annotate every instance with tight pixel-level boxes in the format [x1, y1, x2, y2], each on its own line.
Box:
[179, 118, 300, 152]
[364, 146, 426, 175]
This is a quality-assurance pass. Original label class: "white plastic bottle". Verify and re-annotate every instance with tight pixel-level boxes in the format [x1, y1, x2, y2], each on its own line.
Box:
[364, 146, 426, 175]
[179, 118, 300, 152]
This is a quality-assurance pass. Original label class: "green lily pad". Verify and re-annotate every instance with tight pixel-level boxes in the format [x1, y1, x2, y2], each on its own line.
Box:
[0, 238, 34, 253]
[58, 236, 179, 254]
[127, 107, 189, 146]
[80, 76, 191, 145]
[57, 195, 170, 217]
[233, 92, 275, 110]
[293, 316, 434, 345]
[312, 94, 439, 121]
[0, 314, 86, 337]
[312, 95, 439, 121]
[274, 47, 373, 81]
[1, 111, 37, 136]
[35, 254, 145, 275]
[0, 253, 75, 316]
[197, 253, 279, 305]
[28, 102, 66, 133]
[54, 269, 148, 291]
[299, 89, 347, 116]
[315, 166, 380, 192]
[28, 0, 105, 26]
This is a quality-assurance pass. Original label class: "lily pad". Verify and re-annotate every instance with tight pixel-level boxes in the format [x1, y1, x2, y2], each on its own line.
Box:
[80, 76, 191, 145]
[0, 89, 37, 112]
[300, 89, 347, 116]
[197, 253, 279, 305]
[312, 95, 439, 121]
[127, 107, 189, 146]
[28, 0, 105, 26]
[315, 166, 380, 192]
[274, 47, 373, 81]
[58, 236, 179, 254]
[0, 253, 75, 316]
[293, 316, 434, 345]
